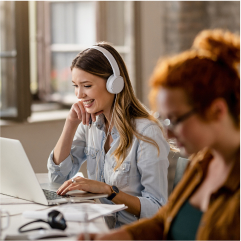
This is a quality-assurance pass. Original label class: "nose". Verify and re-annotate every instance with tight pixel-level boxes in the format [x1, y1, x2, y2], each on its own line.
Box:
[76, 87, 86, 99]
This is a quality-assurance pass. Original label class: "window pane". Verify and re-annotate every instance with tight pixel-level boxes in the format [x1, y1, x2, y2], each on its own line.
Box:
[51, 2, 96, 45]
[0, 1, 15, 52]
[51, 52, 79, 104]
[0, 58, 17, 117]
[0, 1, 17, 118]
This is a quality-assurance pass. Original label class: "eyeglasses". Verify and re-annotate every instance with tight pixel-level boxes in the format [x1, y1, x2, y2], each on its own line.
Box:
[162, 109, 196, 132]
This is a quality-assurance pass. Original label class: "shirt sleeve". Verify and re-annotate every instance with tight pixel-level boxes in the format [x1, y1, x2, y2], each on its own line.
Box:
[136, 124, 170, 219]
[47, 123, 87, 183]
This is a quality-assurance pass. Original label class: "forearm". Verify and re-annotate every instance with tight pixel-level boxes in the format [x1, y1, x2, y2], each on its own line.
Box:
[107, 188, 141, 217]
[53, 119, 80, 165]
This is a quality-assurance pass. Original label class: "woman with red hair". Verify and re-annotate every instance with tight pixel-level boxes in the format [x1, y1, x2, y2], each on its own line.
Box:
[78, 29, 240, 240]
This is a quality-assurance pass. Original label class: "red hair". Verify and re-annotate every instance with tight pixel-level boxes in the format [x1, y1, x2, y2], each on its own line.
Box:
[149, 29, 240, 127]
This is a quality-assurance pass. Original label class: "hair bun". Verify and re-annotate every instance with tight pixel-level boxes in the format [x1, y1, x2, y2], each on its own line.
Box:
[192, 29, 240, 68]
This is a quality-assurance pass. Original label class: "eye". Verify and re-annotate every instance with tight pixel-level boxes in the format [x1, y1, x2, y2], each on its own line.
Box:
[169, 117, 178, 124]
[72, 85, 78, 88]
[84, 85, 92, 88]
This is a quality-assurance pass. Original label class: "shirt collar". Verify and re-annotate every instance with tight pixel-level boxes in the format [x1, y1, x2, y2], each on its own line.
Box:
[93, 113, 119, 138]
[93, 113, 105, 130]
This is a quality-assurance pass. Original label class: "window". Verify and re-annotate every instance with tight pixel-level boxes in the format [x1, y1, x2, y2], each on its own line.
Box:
[0, 1, 31, 121]
[36, 1, 135, 105]
[1, 1, 135, 121]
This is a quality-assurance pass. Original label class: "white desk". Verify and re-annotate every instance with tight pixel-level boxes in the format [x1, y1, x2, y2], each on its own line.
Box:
[1, 173, 109, 240]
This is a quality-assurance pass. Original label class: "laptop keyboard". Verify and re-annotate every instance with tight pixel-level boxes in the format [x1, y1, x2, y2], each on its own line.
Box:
[42, 189, 69, 200]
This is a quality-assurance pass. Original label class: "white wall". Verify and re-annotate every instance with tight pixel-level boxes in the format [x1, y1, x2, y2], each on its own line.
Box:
[139, 1, 165, 107]
[1, 119, 87, 177]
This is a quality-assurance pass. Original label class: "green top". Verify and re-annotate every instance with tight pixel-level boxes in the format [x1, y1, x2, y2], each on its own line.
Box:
[167, 200, 203, 240]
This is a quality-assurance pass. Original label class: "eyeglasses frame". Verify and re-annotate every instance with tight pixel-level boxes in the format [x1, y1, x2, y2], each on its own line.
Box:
[162, 109, 197, 131]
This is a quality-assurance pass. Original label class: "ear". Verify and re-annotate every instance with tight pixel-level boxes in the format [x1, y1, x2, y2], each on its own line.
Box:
[206, 98, 228, 122]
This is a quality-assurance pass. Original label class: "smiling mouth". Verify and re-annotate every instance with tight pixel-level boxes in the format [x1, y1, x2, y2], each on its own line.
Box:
[83, 99, 94, 107]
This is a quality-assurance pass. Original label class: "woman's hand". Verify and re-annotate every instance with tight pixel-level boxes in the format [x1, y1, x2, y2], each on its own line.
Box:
[77, 229, 132, 240]
[67, 101, 103, 125]
[56, 176, 112, 196]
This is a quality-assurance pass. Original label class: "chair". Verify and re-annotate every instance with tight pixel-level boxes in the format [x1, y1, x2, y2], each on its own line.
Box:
[173, 157, 189, 190]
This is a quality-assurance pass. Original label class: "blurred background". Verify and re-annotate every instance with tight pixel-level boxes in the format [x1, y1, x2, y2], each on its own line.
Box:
[0, 1, 240, 195]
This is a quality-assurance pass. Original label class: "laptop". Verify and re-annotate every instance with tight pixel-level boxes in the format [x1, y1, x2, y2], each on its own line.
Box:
[0, 137, 107, 205]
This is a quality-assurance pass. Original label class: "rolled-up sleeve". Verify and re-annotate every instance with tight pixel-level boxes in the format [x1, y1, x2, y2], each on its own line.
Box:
[47, 124, 87, 184]
[137, 124, 169, 219]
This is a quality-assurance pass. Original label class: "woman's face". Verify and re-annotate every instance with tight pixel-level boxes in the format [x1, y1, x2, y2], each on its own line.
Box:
[72, 68, 114, 115]
[157, 88, 215, 156]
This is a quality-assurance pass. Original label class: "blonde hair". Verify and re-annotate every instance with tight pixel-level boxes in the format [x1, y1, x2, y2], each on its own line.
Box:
[71, 42, 172, 170]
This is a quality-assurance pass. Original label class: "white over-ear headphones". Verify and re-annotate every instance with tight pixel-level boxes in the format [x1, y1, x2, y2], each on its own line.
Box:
[90, 46, 124, 94]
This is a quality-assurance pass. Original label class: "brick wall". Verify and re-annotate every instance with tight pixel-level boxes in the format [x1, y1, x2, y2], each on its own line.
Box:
[161, 1, 240, 55]
[207, 1, 240, 33]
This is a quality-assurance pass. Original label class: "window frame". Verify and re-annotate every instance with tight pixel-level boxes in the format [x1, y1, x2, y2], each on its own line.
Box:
[0, 1, 31, 121]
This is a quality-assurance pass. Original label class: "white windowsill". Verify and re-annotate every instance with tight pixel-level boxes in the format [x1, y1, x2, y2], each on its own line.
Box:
[28, 109, 69, 123]
[0, 109, 69, 126]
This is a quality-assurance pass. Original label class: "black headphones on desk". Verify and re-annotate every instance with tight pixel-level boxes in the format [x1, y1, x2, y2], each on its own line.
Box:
[19, 210, 67, 233]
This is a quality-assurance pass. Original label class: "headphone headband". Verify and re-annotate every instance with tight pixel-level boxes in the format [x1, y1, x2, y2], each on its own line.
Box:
[90, 46, 120, 76]
[89, 45, 124, 94]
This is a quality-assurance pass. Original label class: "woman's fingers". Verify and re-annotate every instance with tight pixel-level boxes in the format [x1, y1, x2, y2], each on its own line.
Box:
[91, 113, 96, 123]
[60, 183, 89, 195]
[78, 233, 98, 240]
[68, 183, 89, 192]
[92, 110, 103, 122]
[59, 182, 79, 195]
[57, 177, 110, 195]
[72, 103, 82, 120]
[77, 101, 92, 125]
[74, 100, 104, 125]
[86, 112, 91, 126]
[57, 177, 89, 195]
[57, 177, 106, 195]
[60, 185, 73, 195]
[77, 101, 86, 124]
[56, 179, 73, 195]
[70, 101, 103, 125]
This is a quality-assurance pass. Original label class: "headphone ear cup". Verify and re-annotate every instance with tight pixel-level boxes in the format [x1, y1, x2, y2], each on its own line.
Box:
[106, 75, 124, 94]
[48, 210, 67, 230]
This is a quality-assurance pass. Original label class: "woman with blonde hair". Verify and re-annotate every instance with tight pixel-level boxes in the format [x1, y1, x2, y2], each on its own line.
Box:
[80, 29, 240, 239]
[47, 43, 170, 228]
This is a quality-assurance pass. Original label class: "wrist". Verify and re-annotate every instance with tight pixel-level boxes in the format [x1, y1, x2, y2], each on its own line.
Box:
[105, 184, 112, 196]
[66, 117, 81, 127]
[107, 185, 119, 200]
